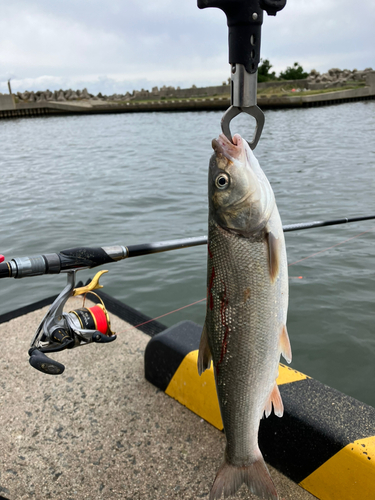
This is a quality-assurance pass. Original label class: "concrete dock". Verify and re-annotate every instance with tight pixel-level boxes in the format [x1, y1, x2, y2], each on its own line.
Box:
[0, 298, 317, 500]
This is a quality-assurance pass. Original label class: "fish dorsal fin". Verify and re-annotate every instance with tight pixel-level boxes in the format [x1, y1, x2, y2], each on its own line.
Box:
[280, 324, 292, 364]
[263, 383, 284, 418]
[266, 231, 280, 283]
[198, 322, 212, 376]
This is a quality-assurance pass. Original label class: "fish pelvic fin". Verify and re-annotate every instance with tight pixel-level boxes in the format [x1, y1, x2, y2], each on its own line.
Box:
[266, 231, 280, 283]
[198, 323, 212, 375]
[209, 452, 279, 500]
[280, 324, 292, 364]
[264, 383, 284, 418]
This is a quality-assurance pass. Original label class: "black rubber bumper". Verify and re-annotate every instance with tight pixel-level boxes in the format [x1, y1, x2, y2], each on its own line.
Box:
[145, 320, 375, 500]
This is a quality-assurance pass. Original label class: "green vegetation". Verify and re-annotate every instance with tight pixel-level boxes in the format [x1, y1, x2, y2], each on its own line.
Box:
[279, 62, 309, 80]
[112, 95, 231, 105]
[258, 59, 277, 82]
[257, 60, 309, 82]
[112, 81, 365, 106]
[258, 82, 365, 98]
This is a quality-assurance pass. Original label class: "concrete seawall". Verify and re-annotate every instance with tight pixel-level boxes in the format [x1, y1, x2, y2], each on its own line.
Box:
[1, 73, 374, 119]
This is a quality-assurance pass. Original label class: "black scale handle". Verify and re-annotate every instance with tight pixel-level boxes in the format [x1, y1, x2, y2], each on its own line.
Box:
[198, 0, 286, 74]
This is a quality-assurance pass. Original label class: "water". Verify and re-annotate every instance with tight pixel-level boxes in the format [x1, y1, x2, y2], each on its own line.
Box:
[1, 102, 374, 406]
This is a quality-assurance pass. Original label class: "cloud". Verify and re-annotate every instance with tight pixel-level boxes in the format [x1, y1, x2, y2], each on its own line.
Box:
[0, 0, 373, 95]
[261, 0, 375, 73]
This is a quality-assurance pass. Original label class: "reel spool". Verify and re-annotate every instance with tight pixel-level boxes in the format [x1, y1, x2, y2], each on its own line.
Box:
[29, 270, 116, 375]
[68, 291, 114, 338]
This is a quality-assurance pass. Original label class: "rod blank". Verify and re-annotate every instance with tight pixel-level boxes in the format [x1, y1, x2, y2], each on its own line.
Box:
[125, 215, 375, 255]
[1, 215, 374, 279]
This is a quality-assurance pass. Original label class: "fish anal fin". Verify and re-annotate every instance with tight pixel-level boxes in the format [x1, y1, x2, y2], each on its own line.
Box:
[209, 451, 278, 500]
[280, 324, 292, 364]
[263, 396, 272, 419]
[266, 231, 280, 283]
[264, 383, 284, 418]
[198, 323, 212, 376]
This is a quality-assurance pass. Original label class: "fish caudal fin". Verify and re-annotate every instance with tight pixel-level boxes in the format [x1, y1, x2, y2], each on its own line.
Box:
[263, 383, 284, 418]
[198, 323, 212, 375]
[279, 324, 292, 364]
[209, 453, 279, 500]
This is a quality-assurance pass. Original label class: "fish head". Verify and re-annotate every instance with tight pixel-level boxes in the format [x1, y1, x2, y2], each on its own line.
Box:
[209, 133, 275, 235]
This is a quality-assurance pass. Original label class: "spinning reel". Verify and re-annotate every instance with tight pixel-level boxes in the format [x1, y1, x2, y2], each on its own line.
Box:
[29, 269, 116, 375]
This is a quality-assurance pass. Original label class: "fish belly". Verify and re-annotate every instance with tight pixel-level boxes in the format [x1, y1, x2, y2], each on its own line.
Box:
[205, 217, 287, 465]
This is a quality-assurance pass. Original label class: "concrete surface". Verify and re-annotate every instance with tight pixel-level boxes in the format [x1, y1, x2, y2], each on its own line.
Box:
[0, 95, 15, 111]
[0, 298, 317, 500]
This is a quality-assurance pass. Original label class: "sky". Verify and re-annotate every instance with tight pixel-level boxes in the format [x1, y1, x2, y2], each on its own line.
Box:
[0, 0, 374, 96]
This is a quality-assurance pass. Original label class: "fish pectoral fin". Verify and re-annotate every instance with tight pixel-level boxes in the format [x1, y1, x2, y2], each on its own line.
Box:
[280, 324, 292, 364]
[197, 323, 212, 375]
[266, 231, 280, 283]
[263, 383, 284, 418]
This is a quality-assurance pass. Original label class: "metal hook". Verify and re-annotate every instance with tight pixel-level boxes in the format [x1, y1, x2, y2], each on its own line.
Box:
[221, 105, 265, 150]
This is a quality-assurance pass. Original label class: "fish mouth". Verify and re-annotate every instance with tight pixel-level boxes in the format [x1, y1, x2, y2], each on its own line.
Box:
[212, 133, 244, 161]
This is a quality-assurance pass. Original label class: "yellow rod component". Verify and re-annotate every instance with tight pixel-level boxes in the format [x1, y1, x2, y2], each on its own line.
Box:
[72, 270, 108, 297]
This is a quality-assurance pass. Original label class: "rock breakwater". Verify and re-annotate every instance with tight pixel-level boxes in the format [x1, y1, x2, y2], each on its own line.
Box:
[16, 88, 96, 103]
[307, 67, 373, 89]
[13, 68, 374, 105]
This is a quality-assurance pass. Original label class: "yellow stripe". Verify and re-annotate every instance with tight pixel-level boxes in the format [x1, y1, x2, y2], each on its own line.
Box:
[300, 436, 375, 500]
[165, 350, 223, 430]
[277, 363, 309, 384]
[165, 350, 308, 431]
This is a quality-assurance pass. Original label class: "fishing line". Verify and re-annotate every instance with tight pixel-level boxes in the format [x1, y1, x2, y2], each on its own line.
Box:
[115, 226, 375, 334]
[288, 226, 375, 267]
[132, 298, 206, 329]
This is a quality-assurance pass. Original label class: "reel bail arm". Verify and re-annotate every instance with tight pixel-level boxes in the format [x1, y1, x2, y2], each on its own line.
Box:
[29, 270, 116, 375]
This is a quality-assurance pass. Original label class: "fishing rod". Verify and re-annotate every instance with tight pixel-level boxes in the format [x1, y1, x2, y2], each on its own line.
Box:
[1, 214, 373, 376]
[0, 215, 374, 280]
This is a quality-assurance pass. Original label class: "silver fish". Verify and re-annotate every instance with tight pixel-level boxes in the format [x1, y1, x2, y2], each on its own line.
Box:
[198, 133, 292, 500]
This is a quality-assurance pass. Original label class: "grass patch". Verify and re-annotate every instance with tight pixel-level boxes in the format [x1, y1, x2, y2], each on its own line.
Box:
[258, 83, 366, 97]
[107, 83, 367, 105]
[118, 95, 230, 104]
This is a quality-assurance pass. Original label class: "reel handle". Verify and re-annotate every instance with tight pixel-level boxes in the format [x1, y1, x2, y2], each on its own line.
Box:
[29, 348, 65, 375]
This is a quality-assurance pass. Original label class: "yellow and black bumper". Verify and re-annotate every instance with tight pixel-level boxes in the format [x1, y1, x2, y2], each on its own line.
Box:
[145, 320, 375, 500]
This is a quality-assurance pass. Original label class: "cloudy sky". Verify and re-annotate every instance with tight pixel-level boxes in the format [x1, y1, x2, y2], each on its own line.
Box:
[0, 0, 374, 95]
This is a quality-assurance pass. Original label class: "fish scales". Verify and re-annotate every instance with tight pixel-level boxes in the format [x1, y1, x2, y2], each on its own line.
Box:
[207, 219, 283, 463]
[199, 133, 290, 500]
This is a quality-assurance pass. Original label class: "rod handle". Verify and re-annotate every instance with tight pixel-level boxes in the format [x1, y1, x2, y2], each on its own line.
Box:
[198, 0, 286, 73]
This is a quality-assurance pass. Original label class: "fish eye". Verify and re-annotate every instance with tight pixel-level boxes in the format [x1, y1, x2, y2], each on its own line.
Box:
[215, 174, 229, 190]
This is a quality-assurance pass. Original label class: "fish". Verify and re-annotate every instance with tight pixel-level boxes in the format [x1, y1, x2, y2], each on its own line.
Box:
[198, 133, 292, 500]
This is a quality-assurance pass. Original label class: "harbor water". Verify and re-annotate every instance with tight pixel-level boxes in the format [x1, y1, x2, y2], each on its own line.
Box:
[1, 102, 374, 406]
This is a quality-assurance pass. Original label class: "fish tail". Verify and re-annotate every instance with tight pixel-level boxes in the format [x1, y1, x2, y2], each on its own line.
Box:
[209, 451, 278, 500]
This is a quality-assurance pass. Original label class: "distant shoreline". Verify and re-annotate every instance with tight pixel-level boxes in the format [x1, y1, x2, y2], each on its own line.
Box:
[0, 72, 374, 120]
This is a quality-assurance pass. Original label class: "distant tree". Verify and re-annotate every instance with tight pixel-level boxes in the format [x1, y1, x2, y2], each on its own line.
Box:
[258, 59, 276, 82]
[279, 62, 308, 80]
